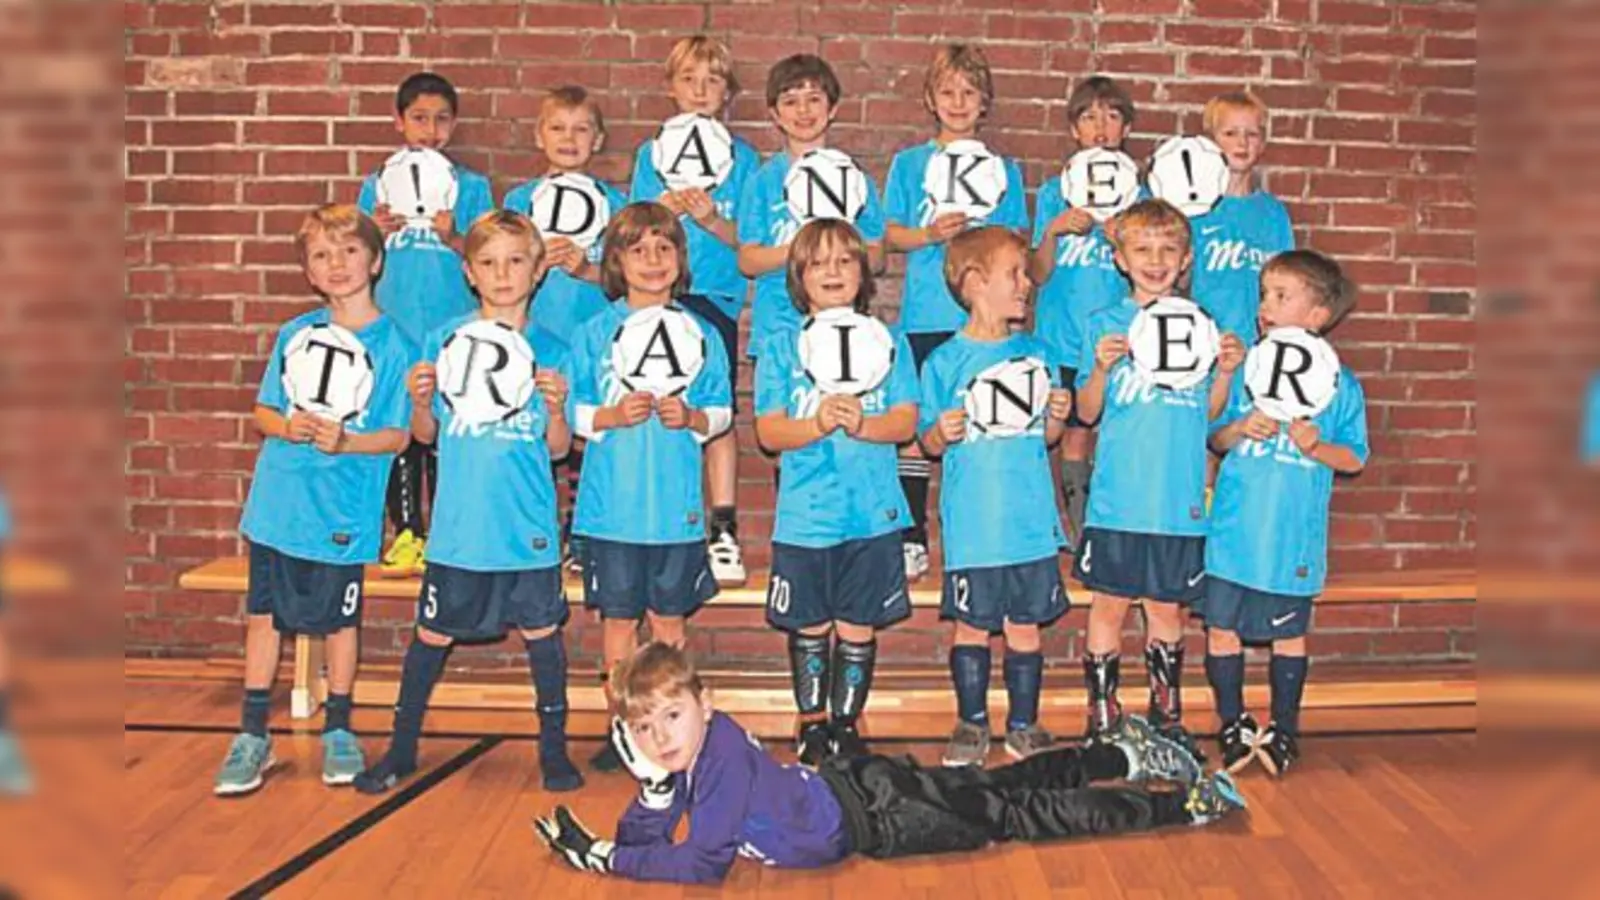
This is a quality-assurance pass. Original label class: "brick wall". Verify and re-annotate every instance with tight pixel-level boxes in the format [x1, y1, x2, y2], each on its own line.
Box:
[124, 0, 1477, 664]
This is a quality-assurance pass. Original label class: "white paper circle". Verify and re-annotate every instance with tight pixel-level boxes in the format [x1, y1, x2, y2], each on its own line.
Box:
[1127, 296, 1222, 391]
[650, 113, 735, 192]
[922, 138, 1007, 221]
[436, 319, 538, 426]
[963, 355, 1052, 437]
[798, 308, 896, 396]
[376, 147, 460, 229]
[1147, 135, 1229, 218]
[1244, 326, 1342, 422]
[528, 173, 611, 251]
[281, 322, 374, 423]
[784, 148, 869, 224]
[1060, 147, 1140, 223]
[609, 305, 707, 398]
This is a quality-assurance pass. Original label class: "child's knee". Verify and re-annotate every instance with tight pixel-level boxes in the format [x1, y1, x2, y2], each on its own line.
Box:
[518, 625, 558, 642]
[415, 625, 454, 648]
[1207, 628, 1242, 654]
[951, 620, 988, 646]
[645, 612, 685, 645]
[1272, 636, 1307, 657]
[1001, 620, 1041, 653]
[834, 620, 872, 643]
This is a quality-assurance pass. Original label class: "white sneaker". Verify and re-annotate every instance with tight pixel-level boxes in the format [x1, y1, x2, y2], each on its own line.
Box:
[903, 542, 930, 581]
[708, 530, 747, 586]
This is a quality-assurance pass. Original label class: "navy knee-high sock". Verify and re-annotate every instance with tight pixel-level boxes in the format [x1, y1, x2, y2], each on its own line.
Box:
[1003, 650, 1044, 732]
[950, 645, 991, 727]
[241, 688, 271, 738]
[389, 638, 450, 768]
[1205, 652, 1246, 723]
[1269, 654, 1308, 736]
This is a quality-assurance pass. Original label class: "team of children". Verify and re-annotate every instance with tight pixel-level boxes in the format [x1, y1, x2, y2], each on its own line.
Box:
[219, 37, 1371, 866]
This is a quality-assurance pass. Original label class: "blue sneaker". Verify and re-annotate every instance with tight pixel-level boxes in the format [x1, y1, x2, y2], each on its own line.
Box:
[0, 730, 33, 795]
[1114, 714, 1202, 786]
[214, 732, 275, 796]
[321, 729, 366, 786]
[1186, 770, 1248, 826]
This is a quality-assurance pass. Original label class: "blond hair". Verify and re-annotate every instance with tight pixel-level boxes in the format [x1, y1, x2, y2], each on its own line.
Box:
[462, 209, 544, 264]
[923, 44, 994, 121]
[1107, 199, 1193, 254]
[541, 85, 606, 134]
[612, 643, 707, 722]
[294, 203, 384, 268]
[598, 202, 692, 300]
[1202, 89, 1269, 136]
[943, 226, 1029, 310]
[665, 35, 740, 99]
[786, 219, 876, 316]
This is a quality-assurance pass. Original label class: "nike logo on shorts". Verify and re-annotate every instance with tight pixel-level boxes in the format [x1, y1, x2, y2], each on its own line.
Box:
[882, 590, 905, 608]
[1271, 611, 1297, 627]
[1186, 571, 1205, 587]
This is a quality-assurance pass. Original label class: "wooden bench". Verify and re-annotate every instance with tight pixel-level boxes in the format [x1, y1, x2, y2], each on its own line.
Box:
[177, 556, 1476, 719]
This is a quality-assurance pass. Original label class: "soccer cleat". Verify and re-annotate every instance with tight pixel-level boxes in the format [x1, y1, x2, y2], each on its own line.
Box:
[320, 728, 366, 786]
[903, 542, 930, 582]
[1218, 714, 1261, 774]
[588, 739, 623, 773]
[796, 721, 833, 767]
[1255, 722, 1300, 777]
[0, 731, 34, 795]
[1003, 723, 1056, 761]
[380, 529, 425, 578]
[214, 732, 276, 796]
[830, 722, 868, 760]
[941, 720, 991, 768]
[1186, 770, 1248, 826]
[1153, 718, 1208, 765]
[353, 753, 418, 795]
[708, 529, 747, 586]
[1114, 714, 1202, 786]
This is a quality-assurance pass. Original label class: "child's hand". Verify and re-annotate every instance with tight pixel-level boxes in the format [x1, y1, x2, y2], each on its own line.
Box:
[1094, 334, 1129, 372]
[656, 394, 693, 429]
[534, 806, 614, 874]
[1287, 419, 1321, 454]
[925, 211, 970, 244]
[678, 188, 718, 225]
[286, 410, 321, 444]
[1049, 208, 1095, 238]
[407, 362, 437, 408]
[937, 409, 968, 444]
[1217, 333, 1246, 374]
[431, 209, 456, 243]
[613, 391, 655, 427]
[1240, 409, 1280, 442]
[834, 395, 866, 436]
[310, 416, 345, 454]
[657, 190, 687, 216]
[609, 718, 675, 809]
[544, 237, 585, 274]
[1047, 387, 1074, 422]
[535, 370, 568, 419]
[371, 203, 405, 235]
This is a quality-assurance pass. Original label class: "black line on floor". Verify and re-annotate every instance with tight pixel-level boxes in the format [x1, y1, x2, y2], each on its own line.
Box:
[227, 736, 501, 899]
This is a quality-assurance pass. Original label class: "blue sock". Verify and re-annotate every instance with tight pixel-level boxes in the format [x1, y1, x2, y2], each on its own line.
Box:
[1269, 654, 1308, 736]
[323, 693, 353, 734]
[389, 638, 450, 769]
[949, 645, 991, 727]
[241, 688, 271, 738]
[1003, 651, 1044, 732]
[526, 631, 581, 791]
[1205, 652, 1246, 723]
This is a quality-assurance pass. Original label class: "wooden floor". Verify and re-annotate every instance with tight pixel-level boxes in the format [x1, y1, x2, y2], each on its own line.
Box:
[115, 677, 1479, 898]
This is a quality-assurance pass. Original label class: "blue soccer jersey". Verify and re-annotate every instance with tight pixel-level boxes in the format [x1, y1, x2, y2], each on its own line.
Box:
[422, 313, 575, 572]
[240, 309, 415, 565]
[886, 141, 1029, 335]
[503, 175, 628, 345]
[1586, 373, 1600, 463]
[736, 152, 887, 347]
[570, 300, 733, 544]
[1190, 191, 1293, 345]
[1206, 368, 1370, 595]
[630, 134, 760, 322]
[1076, 298, 1216, 538]
[755, 324, 917, 547]
[1032, 178, 1136, 369]
[357, 161, 494, 346]
[920, 332, 1066, 570]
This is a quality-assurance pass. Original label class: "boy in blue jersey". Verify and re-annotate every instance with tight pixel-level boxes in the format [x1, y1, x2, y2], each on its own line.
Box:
[355, 211, 584, 795]
[1199, 250, 1368, 776]
[1189, 90, 1295, 346]
[885, 44, 1030, 582]
[736, 54, 887, 358]
[0, 493, 27, 794]
[919, 227, 1075, 767]
[754, 220, 919, 765]
[1586, 373, 1600, 463]
[216, 205, 414, 796]
[534, 643, 1241, 885]
[631, 36, 761, 587]
[504, 86, 628, 574]
[1031, 75, 1140, 552]
[571, 203, 733, 772]
[358, 72, 495, 577]
[1073, 199, 1246, 757]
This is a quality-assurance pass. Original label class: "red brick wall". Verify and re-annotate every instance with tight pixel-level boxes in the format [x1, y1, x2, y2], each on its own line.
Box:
[124, 0, 1477, 663]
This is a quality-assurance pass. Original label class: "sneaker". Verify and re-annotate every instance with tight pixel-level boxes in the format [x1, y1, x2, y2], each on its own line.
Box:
[796, 721, 832, 766]
[1157, 722, 1208, 765]
[830, 722, 868, 760]
[1003, 724, 1055, 761]
[589, 740, 623, 773]
[214, 732, 276, 796]
[941, 721, 991, 768]
[321, 728, 366, 786]
[353, 753, 417, 795]
[0, 731, 33, 795]
[1186, 770, 1248, 826]
[1113, 714, 1201, 786]
[1255, 722, 1300, 777]
[1218, 714, 1261, 774]
[708, 529, 747, 586]
[380, 528, 425, 578]
[903, 542, 930, 582]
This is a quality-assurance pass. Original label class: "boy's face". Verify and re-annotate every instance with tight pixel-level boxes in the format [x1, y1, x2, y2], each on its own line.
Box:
[1210, 107, 1265, 174]
[929, 72, 984, 137]
[800, 236, 862, 313]
[621, 229, 681, 300]
[1071, 101, 1128, 149]
[394, 93, 456, 150]
[669, 60, 730, 118]
[303, 230, 380, 301]
[536, 105, 603, 171]
[626, 690, 713, 773]
[1258, 268, 1331, 335]
[967, 243, 1033, 322]
[464, 231, 543, 311]
[1113, 226, 1192, 300]
[770, 81, 836, 147]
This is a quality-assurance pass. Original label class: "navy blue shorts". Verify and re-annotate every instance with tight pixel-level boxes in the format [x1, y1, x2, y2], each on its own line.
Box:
[767, 533, 910, 632]
[682, 293, 742, 413]
[1056, 365, 1088, 428]
[1194, 577, 1314, 641]
[417, 563, 567, 642]
[246, 541, 365, 636]
[908, 331, 957, 374]
[941, 556, 1069, 633]
[1073, 527, 1206, 605]
[581, 537, 718, 620]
